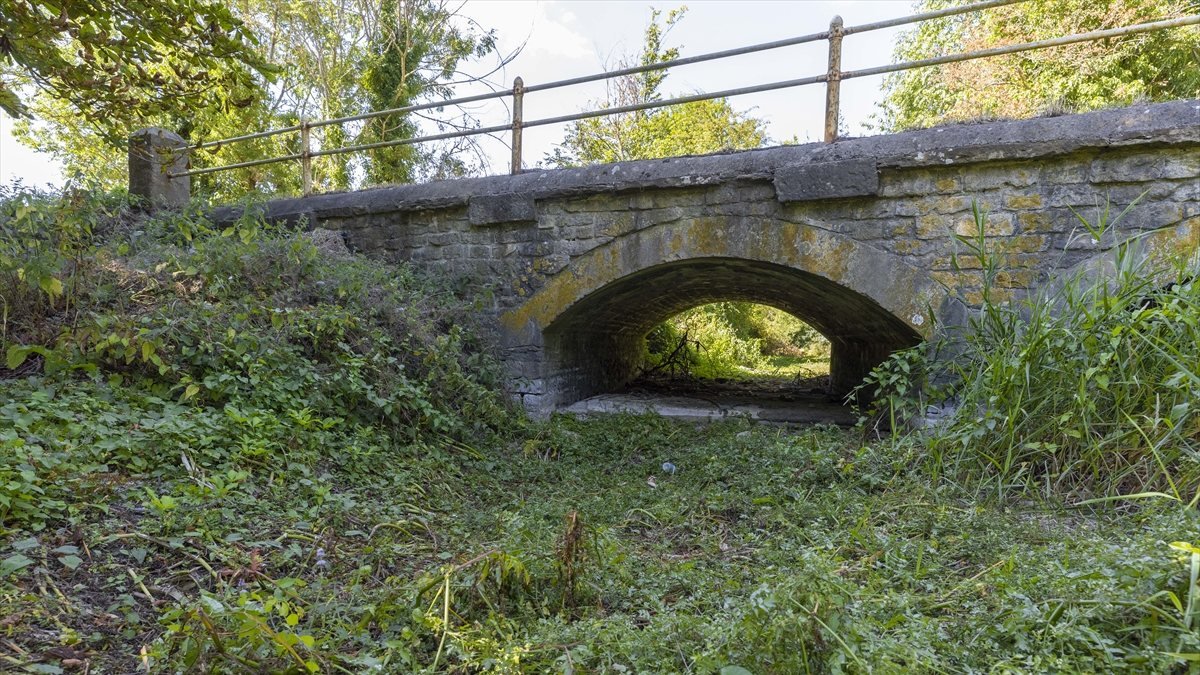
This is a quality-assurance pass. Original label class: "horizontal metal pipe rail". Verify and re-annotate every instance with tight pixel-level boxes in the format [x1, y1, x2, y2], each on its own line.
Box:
[168, 2, 1200, 192]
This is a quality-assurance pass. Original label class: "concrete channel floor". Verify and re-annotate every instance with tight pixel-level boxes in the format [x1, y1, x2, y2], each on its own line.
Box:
[562, 376, 858, 425]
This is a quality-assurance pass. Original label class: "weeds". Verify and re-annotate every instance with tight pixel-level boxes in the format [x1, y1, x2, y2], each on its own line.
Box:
[1, 186, 1198, 672]
[862, 200, 1200, 503]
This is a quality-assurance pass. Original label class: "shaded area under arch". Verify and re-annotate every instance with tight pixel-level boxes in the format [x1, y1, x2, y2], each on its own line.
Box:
[541, 257, 923, 408]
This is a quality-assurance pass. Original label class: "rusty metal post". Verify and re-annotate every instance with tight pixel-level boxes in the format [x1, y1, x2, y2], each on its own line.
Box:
[824, 15, 844, 143]
[300, 119, 313, 195]
[511, 76, 524, 174]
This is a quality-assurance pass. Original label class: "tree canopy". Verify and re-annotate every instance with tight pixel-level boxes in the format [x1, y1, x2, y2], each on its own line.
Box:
[0, 0, 271, 138]
[3, 0, 501, 197]
[877, 0, 1200, 131]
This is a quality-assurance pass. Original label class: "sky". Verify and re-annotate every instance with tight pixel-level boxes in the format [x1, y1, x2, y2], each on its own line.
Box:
[0, 0, 917, 189]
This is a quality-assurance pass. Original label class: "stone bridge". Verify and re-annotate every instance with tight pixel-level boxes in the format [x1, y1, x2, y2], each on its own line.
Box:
[213, 101, 1200, 414]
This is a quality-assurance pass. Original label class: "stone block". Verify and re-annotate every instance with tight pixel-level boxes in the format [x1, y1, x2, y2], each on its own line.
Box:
[1004, 194, 1043, 209]
[1040, 162, 1088, 185]
[1090, 155, 1163, 183]
[129, 128, 190, 208]
[932, 195, 972, 214]
[961, 165, 1036, 191]
[468, 194, 537, 226]
[997, 235, 1048, 254]
[916, 215, 950, 240]
[1017, 212, 1057, 233]
[994, 269, 1041, 288]
[774, 159, 879, 202]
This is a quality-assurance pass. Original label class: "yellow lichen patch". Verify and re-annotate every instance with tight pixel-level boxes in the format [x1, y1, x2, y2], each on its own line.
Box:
[964, 288, 1014, 306]
[954, 213, 1015, 237]
[994, 269, 1040, 288]
[997, 235, 1047, 254]
[1005, 194, 1043, 209]
[935, 177, 961, 193]
[933, 196, 971, 214]
[1018, 212, 1054, 233]
[930, 271, 963, 287]
[681, 217, 729, 255]
[798, 227, 853, 282]
[774, 221, 804, 264]
[916, 215, 948, 239]
[1139, 216, 1200, 267]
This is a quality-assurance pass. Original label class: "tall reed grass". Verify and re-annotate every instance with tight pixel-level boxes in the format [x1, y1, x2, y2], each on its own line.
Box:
[866, 200, 1200, 502]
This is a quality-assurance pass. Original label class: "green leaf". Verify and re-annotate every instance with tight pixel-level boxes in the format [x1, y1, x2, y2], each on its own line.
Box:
[39, 275, 64, 297]
[58, 554, 84, 570]
[1, 553, 35, 577]
[6, 345, 30, 370]
[721, 668, 754, 675]
[11, 537, 39, 551]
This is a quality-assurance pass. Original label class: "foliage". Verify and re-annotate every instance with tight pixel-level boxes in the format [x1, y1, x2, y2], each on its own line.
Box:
[877, 0, 1200, 131]
[643, 302, 829, 380]
[4, 401, 1198, 671]
[546, 7, 767, 168]
[0, 0, 271, 136]
[860, 202, 1200, 502]
[1, 187, 1199, 672]
[9, 0, 504, 198]
[0, 185, 510, 532]
[361, 0, 498, 185]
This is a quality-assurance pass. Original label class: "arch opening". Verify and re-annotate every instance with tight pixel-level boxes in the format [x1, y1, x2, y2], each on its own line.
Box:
[641, 302, 830, 384]
[539, 257, 922, 416]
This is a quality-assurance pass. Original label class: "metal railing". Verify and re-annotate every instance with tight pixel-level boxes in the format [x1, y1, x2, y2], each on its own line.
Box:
[167, 0, 1200, 194]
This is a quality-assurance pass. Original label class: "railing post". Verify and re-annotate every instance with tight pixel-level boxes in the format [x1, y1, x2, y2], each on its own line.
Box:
[300, 119, 313, 196]
[129, 128, 190, 209]
[824, 15, 844, 143]
[511, 76, 524, 174]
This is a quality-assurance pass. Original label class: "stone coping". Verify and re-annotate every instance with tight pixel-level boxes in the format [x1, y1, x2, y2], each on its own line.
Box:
[213, 99, 1200, 224]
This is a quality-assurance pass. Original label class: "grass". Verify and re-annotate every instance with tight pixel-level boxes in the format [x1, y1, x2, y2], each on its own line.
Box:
[1, 187, 1198, 672]
[2, 413, 1198, 672]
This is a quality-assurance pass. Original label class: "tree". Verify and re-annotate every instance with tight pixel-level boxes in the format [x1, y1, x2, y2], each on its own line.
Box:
[7, 0, 504, 198]
[0, 0, 272, 140]
[877, 0, 1200, 132]
[546, 7, 767, 167]
[361, 0, 498, 185]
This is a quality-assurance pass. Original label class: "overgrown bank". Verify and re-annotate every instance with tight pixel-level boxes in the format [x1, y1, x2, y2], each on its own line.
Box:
[0, 188, 1198, 672]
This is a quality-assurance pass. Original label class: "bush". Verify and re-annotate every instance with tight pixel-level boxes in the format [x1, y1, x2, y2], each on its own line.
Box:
[0, 186, 514, 532]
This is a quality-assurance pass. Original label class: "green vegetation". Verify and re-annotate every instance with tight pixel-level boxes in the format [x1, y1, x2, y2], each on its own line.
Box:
[862, 202, 1200, 504]
[4, 0, 500, 196]
[546, 7, 767, 168]
[878, 0, 1200, 131]
[0, 0, 269, 130]
[1, 188, 1198, 672]
[642, 303, 830, 381]
[4, 2, 1200, 670]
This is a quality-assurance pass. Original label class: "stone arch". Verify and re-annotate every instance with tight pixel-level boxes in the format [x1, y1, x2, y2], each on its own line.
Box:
[501, 217, 961, 411]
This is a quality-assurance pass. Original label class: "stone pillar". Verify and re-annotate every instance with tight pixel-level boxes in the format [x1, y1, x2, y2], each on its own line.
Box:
[128, 128, 190, 208]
